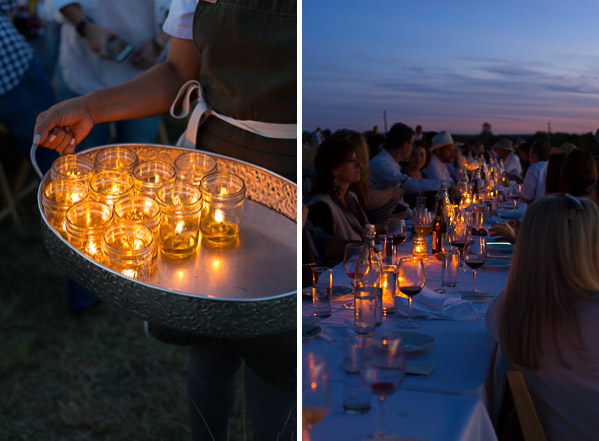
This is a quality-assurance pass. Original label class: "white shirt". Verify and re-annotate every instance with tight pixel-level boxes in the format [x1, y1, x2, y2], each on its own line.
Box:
[503, 152, 523, 180]
[162, 0, 197, 40]
[423, 154, 454, 183]
[521, 161, 547, 202]
[369, 148, 447, 195]
[51, 0, 171, 95]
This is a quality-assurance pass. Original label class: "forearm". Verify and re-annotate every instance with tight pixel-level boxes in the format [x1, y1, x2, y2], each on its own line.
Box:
[85, 61, 185, 124]
[58, 3, 85, 25]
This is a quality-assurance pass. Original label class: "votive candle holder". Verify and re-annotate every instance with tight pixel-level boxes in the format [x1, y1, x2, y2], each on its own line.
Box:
[412, 236, 428, 260]
[42, 179, 88, 238]
[199, 172, 245, 248]
[174, 151, 217, 186]
[50, 154, 94, 185]
[102, 223, 156, 281]
[65, 200, 113, 262]
[156, 182, 202, 259]
[89, 170, 134, 207]
[114, 195, 161, 236]
[381, 264, 396, 314]
[94, 146, 139, 172]
[132, 160, 176, 197]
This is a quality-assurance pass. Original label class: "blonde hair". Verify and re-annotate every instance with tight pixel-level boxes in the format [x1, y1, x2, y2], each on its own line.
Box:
[499, 195, 599, 369]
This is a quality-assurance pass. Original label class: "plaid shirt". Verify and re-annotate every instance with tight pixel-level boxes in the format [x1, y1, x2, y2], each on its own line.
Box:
[0, 0, 34, 95]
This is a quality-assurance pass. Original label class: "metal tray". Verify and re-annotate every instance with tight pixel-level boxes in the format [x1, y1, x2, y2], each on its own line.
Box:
[36, 143, 297, 337]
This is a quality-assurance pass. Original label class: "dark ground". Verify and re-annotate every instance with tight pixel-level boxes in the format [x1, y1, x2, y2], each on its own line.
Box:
[0, 122, 252, 441]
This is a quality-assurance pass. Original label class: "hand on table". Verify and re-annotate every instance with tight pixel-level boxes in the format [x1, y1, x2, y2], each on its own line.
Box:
[489, 220, 518, 244]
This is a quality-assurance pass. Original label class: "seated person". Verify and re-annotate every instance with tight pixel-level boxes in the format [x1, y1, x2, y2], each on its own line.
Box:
[422, 131, 457, 182]
[486, 194, 599, 441]
[369, 123, 448, 208]
[494, 138, 523, 182]
[561, 148, 597, 197]
[520, 140, 549, 203]
[308, 136, 369, 266]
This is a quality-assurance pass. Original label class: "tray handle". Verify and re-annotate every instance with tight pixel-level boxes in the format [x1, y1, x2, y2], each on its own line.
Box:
[30, 143, 44, 180]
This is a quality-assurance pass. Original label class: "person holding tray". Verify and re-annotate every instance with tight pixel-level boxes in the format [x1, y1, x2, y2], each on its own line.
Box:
[33, 1, 297, 440]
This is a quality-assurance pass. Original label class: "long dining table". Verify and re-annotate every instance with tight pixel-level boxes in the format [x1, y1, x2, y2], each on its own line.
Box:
[302, 232, 513, 441]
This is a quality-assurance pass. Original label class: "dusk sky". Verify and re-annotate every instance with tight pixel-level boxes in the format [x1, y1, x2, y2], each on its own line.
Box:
[302, 0, 599, 135]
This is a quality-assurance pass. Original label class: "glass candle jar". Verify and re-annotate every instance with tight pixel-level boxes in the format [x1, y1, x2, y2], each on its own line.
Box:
[199, 173, 246, 248]
[174, 151, 217, 186]
[102, 223, 156, 281]
[132, 160, 176, 197]
[381, 264, 396, 314]
[50, 154, 95, 184]
[412, 236, 428, 260]
[89, 170, 134, 207]
[65, 200, 113, 262]
[156, 182, 202, 259]
[94, 146, 139, 172]
[114, 195, 161, 236]
[42, 180, 88, 238]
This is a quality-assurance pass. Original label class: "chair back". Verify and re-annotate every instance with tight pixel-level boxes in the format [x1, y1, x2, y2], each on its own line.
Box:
[507, 370, 547, 441]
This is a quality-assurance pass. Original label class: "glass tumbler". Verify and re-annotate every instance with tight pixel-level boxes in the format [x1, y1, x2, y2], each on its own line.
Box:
[132, 160, 176, 198]
[199, 172, 246, 248]
[65, 200, 113, 262]
[102, 223, 156, 281]
[174, 151, 217, 186]
[156, 181, 202, 259]
[42, 180, 88, 238]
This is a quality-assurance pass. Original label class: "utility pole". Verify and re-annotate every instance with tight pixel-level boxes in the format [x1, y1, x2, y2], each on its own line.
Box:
[547, 122, 551, 146]
[383, 110, 388, 135]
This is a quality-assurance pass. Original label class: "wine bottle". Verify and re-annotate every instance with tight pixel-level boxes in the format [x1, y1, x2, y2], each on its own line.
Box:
[432, 184, 448, 259]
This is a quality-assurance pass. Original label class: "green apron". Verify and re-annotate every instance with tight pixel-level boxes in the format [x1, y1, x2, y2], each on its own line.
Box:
[150, 0, 296, 390]
[192, 0, 297, 181]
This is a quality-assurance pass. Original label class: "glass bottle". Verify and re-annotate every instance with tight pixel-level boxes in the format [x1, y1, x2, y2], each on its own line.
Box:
[355, 224, 383, 330]
[432, 184, 448, 259]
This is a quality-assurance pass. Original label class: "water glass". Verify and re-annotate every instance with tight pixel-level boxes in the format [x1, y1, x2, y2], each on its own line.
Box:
[354, 287, 376, 334]
[442, 246, 459, 287]
[342, 335, 371, 414]
[312, 267, 332, 318]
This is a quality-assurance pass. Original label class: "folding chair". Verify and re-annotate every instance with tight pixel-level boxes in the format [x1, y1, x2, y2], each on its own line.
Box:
[507, 370, 547, 441]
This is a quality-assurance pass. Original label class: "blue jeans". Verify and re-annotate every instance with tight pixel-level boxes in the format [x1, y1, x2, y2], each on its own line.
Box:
[0, 56, 58, 172]
[188, 343, 296, 441]
[54, 68, 161, 151]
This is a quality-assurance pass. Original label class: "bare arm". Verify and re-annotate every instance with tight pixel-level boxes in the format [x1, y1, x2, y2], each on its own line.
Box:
[34, 37, 200, 153]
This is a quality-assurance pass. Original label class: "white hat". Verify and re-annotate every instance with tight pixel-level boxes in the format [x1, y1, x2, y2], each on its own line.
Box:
[430, 131, 456, 151]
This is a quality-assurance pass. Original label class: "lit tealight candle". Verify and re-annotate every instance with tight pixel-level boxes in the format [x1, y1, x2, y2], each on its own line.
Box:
[65, 200, 113, 263]
[50, 154, 95, 185]
[94, 146, 139, 172]
[102, 223, 156, 281]
[42, 180, 88, 239]
[156, 182, 202, 259]
[132, 160, 176, 198]
[89, 170, 134, 207]
[174, 151, 217, 186]
[412, 236, 428, 260]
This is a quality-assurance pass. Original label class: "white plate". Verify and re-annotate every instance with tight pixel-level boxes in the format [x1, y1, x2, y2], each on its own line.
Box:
[399, 332, 435, 353]
[487, 242, 514, 254]
[497, 209, 522, 219]
[302, 317, 321, 339]
[454, 290, 494, 303]
[483, 257, 511, 270]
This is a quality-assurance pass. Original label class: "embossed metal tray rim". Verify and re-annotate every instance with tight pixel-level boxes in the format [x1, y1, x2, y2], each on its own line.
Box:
[37, 143, 297, 337]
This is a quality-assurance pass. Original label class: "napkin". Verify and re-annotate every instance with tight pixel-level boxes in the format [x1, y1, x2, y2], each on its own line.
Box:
[395, 287, 482, 320]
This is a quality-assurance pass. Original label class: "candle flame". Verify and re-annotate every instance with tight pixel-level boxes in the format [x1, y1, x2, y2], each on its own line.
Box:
[175, 221, 185, 234]
[219, 187, 228, 195]
[122, 269, 137, 278]
[70, 193, 83, 204]
[215, 209, 224, 223]
[111, 183, 119, 194]
[86, 239, 98, 255]
[173, 194, 182, 206]
[153, 174, 160, 183]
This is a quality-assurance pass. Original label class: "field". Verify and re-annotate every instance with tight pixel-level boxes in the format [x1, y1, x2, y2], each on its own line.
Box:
[0, 126, 251, 441]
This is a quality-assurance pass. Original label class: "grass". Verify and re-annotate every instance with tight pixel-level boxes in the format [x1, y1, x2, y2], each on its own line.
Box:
[0, 123, 252, 441]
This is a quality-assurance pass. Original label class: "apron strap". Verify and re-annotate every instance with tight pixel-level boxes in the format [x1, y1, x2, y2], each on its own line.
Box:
[169, 80, 297, 148]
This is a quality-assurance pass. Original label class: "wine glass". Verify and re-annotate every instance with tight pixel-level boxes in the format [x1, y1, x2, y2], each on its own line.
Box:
[448, 218, 471, 272]
[302, 352, 331, 437]
[386, 218, 407, 252]
[463, 237, 487, 293]
[360, 331, 406, 441]
[343, 243, 365, 281]
[413, 208, 432, 237]
[397, 257, 425, 329]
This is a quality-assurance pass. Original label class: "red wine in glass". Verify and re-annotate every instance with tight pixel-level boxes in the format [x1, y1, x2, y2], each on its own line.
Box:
[465, 258, 485, 269]
[452, 240, 466, 250]
[399, 286, 422, 297]
[391, 233, 407, 247]
[363, 366, 404, 397]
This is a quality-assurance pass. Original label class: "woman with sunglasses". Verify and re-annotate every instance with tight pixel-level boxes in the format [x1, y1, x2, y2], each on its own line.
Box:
[486, 194, 599, 441]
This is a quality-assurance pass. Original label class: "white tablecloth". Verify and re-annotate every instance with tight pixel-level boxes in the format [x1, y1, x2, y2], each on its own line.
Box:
[303, 238, 511, 441]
